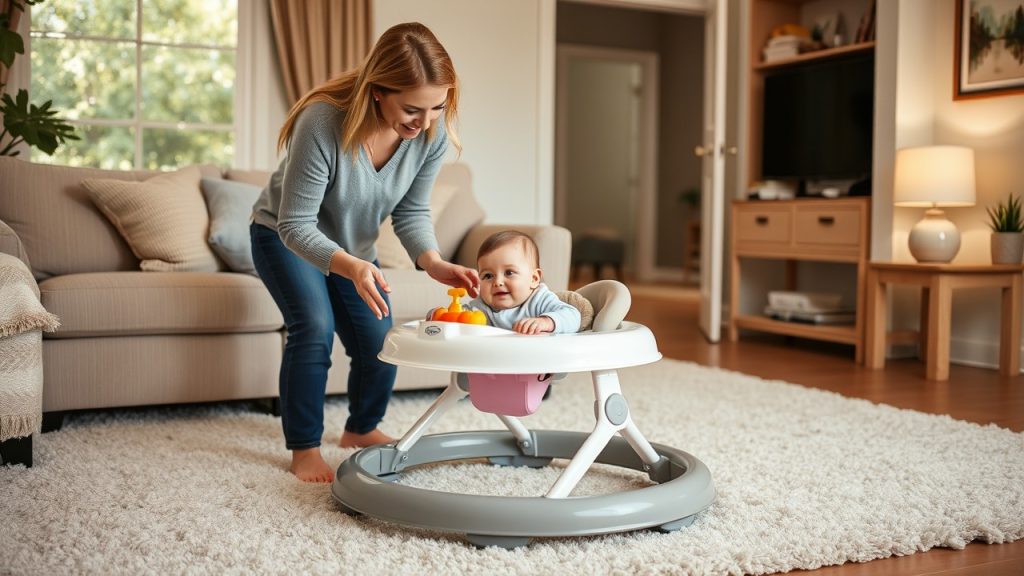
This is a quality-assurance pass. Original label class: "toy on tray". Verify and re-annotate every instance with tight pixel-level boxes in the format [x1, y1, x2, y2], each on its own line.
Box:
[430, 287, 487, 325]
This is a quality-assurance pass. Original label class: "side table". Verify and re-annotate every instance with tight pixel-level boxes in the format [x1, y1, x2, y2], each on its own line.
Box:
[864, 262, 1024, 381]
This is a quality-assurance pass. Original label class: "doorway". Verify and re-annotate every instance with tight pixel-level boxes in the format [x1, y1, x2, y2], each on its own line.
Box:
[555, 45, 657, 283]
[554, 2, 706, 285]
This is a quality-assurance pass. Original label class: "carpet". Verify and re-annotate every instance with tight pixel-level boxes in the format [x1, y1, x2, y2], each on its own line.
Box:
[2, 359, 1022, 575]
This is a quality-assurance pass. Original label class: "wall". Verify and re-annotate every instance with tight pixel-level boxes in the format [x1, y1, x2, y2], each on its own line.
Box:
[374, 0, 553, 226]
[887, 0, 1024, 369]
[237, 0, 289, 171]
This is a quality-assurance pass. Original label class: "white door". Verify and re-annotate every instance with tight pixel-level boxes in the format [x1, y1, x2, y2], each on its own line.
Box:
[555, 45, 658, 282]
[698, 0, 728, 342]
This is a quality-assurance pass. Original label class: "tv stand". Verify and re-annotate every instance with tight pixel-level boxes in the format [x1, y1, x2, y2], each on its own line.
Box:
[729, 197, 870, 362]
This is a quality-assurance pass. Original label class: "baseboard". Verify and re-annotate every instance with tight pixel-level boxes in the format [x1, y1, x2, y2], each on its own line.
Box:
[887, 338, 1022, 373]
[950, 336, 1023, 372]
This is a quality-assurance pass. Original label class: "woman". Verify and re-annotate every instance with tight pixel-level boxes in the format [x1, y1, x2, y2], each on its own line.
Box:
[250, 22, 479, 483]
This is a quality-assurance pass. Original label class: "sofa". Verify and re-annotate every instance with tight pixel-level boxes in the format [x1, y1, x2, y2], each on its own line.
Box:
[0, 157, 571, 435]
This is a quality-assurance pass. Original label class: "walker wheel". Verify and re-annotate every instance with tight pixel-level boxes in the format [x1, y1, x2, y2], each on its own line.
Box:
[465, 533, 531, 549]
[655, 514, 696, 533]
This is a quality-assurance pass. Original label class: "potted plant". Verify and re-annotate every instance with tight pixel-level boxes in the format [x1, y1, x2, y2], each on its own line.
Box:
[986, 193, 1024, 264]
[0, 0, 77, 157]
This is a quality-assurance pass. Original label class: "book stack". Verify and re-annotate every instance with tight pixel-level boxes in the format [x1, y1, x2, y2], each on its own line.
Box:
[763, 291, 854, 325]
[762, 35, 803, 62]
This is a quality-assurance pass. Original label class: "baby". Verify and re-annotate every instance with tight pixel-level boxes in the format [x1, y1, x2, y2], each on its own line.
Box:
[468, 230, 581, 334]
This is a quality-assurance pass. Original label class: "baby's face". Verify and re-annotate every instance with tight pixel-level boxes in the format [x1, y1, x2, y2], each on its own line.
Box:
[477, 244, 541, 311]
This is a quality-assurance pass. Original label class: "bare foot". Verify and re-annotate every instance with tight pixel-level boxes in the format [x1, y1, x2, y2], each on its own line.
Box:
[289, 447, 335, 483]
[340, 428, 396, 448]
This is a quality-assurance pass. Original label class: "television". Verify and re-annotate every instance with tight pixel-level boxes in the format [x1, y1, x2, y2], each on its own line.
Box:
[761, 54, 874, 185]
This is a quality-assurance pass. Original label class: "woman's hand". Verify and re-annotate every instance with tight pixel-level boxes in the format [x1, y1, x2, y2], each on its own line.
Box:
[418, 250, 480, 297]
[330, 250, 391, 319]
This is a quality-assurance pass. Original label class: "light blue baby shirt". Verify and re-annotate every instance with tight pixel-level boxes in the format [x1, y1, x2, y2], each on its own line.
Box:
[468, 284, 582, 334]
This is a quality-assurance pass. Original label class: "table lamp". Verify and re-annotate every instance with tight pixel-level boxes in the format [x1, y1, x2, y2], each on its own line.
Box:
[893, 145, 976, 263]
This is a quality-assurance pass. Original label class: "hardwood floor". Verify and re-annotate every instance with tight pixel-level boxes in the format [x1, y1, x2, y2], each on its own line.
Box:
[623, 286, 1024, 576]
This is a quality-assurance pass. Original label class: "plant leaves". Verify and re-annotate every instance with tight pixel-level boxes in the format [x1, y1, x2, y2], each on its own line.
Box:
[0, 89, 79, 156]
[0, 27, 24, 69]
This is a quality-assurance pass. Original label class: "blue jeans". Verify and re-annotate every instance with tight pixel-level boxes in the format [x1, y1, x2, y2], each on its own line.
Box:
[250, 223, 396, 450]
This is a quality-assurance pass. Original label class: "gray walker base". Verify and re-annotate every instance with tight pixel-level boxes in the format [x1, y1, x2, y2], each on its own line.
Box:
[331, 370, 716, 549]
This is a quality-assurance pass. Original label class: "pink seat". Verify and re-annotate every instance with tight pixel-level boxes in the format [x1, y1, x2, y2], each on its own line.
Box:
[465, 280, 632, 417]
[468, 373, 551, 416]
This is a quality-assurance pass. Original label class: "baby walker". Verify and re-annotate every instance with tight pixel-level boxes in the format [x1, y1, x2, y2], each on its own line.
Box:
[331, 280, 715, 548]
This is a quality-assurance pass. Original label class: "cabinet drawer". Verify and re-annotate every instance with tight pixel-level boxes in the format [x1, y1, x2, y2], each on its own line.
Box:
[793, 206, 862, 247]
[734, 206, 791, 243]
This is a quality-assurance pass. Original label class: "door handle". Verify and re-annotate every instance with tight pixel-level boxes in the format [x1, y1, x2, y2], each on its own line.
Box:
[695, 145, 738, 157]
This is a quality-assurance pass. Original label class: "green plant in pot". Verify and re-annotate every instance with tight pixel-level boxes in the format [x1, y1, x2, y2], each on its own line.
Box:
[0, 0, 77, 157]
[986, 193, 1024, 264]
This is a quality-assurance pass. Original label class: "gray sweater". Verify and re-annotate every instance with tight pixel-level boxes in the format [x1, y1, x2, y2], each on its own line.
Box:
[252, 102, 447, 274]
[468, 284, 582, 334]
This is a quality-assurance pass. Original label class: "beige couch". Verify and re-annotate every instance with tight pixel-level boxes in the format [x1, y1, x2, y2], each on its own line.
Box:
[0, 157, 570, 430]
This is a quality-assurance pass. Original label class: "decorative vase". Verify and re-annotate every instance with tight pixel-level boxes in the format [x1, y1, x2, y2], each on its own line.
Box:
[990, 232, 1024, 265]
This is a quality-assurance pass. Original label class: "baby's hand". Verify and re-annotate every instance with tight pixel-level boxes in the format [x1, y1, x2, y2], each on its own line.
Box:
[513, 316, 555, 335]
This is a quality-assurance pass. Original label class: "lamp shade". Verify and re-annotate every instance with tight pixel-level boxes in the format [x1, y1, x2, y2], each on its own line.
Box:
[893, 145, 976, 207]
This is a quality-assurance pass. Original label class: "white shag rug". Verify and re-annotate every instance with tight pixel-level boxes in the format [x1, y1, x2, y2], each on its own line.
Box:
[2, 359, 1023, 575]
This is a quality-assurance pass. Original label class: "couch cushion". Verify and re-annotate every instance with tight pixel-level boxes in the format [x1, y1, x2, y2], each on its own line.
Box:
[201, 178, 261, 274]
[433, 182, 486, 261]
[83, 166, 223, 272]
[39, 272, 283, 338]
[225, 168, 272, 187]
[0, 158, 222, 279]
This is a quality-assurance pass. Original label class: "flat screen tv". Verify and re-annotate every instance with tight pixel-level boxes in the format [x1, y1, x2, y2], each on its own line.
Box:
[761, 54, 874, 183]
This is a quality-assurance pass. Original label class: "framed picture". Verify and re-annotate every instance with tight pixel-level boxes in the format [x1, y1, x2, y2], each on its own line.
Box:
[954, 0, 1024, 100]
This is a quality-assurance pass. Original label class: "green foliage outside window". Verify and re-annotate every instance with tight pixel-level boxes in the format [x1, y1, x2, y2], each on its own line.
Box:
[29, 0, 237, 169]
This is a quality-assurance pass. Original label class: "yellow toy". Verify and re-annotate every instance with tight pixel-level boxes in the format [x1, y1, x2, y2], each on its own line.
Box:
[431, 287, 487, 325]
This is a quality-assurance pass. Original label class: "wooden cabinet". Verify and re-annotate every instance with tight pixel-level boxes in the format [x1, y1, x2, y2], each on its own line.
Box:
[729, 197, 870, 362]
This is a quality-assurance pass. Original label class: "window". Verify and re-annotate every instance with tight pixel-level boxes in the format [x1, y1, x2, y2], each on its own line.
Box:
[29, 0, 238, 170]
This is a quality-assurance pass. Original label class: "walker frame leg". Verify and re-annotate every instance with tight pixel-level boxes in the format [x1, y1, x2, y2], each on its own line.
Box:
[544, 369, 659, 498]
[394, 374, 467, 454]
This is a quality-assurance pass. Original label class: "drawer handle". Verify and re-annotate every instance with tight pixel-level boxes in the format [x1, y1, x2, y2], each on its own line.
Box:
[818, 216, 835, 226]
[755, 216, 769, 225]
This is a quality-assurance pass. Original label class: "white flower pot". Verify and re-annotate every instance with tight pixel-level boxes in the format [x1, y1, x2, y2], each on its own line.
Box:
[991, 232, 1024, 265]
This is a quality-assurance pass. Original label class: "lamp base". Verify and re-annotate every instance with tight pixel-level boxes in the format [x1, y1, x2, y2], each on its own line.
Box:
[908, 208, 961, 263]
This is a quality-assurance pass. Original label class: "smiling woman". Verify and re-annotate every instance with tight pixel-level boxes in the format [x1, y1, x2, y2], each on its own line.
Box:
[250, 22, 479, 484]
[27, 0, 238, 169]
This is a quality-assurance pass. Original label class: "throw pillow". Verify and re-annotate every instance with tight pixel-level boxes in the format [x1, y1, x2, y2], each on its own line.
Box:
[200, 177, 262, 274]
[82, 166, 222, 272]
[376, 183, 460, 269]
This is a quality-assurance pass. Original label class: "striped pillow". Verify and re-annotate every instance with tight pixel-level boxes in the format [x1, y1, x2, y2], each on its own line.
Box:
[82, 166, 222, 272]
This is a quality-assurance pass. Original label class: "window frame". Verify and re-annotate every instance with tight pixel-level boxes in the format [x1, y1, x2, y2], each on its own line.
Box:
[14, 0, 251, 169]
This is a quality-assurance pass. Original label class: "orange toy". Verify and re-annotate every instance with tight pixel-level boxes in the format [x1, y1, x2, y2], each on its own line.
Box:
[431, 287, 487, 325]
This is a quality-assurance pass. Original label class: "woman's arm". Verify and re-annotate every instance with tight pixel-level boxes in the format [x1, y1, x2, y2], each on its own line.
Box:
[276, 103, 345, 275]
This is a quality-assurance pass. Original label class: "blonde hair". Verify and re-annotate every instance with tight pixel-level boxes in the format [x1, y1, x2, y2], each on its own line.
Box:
[477, 230, 540, 269]
[277, 22, 461, 156]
